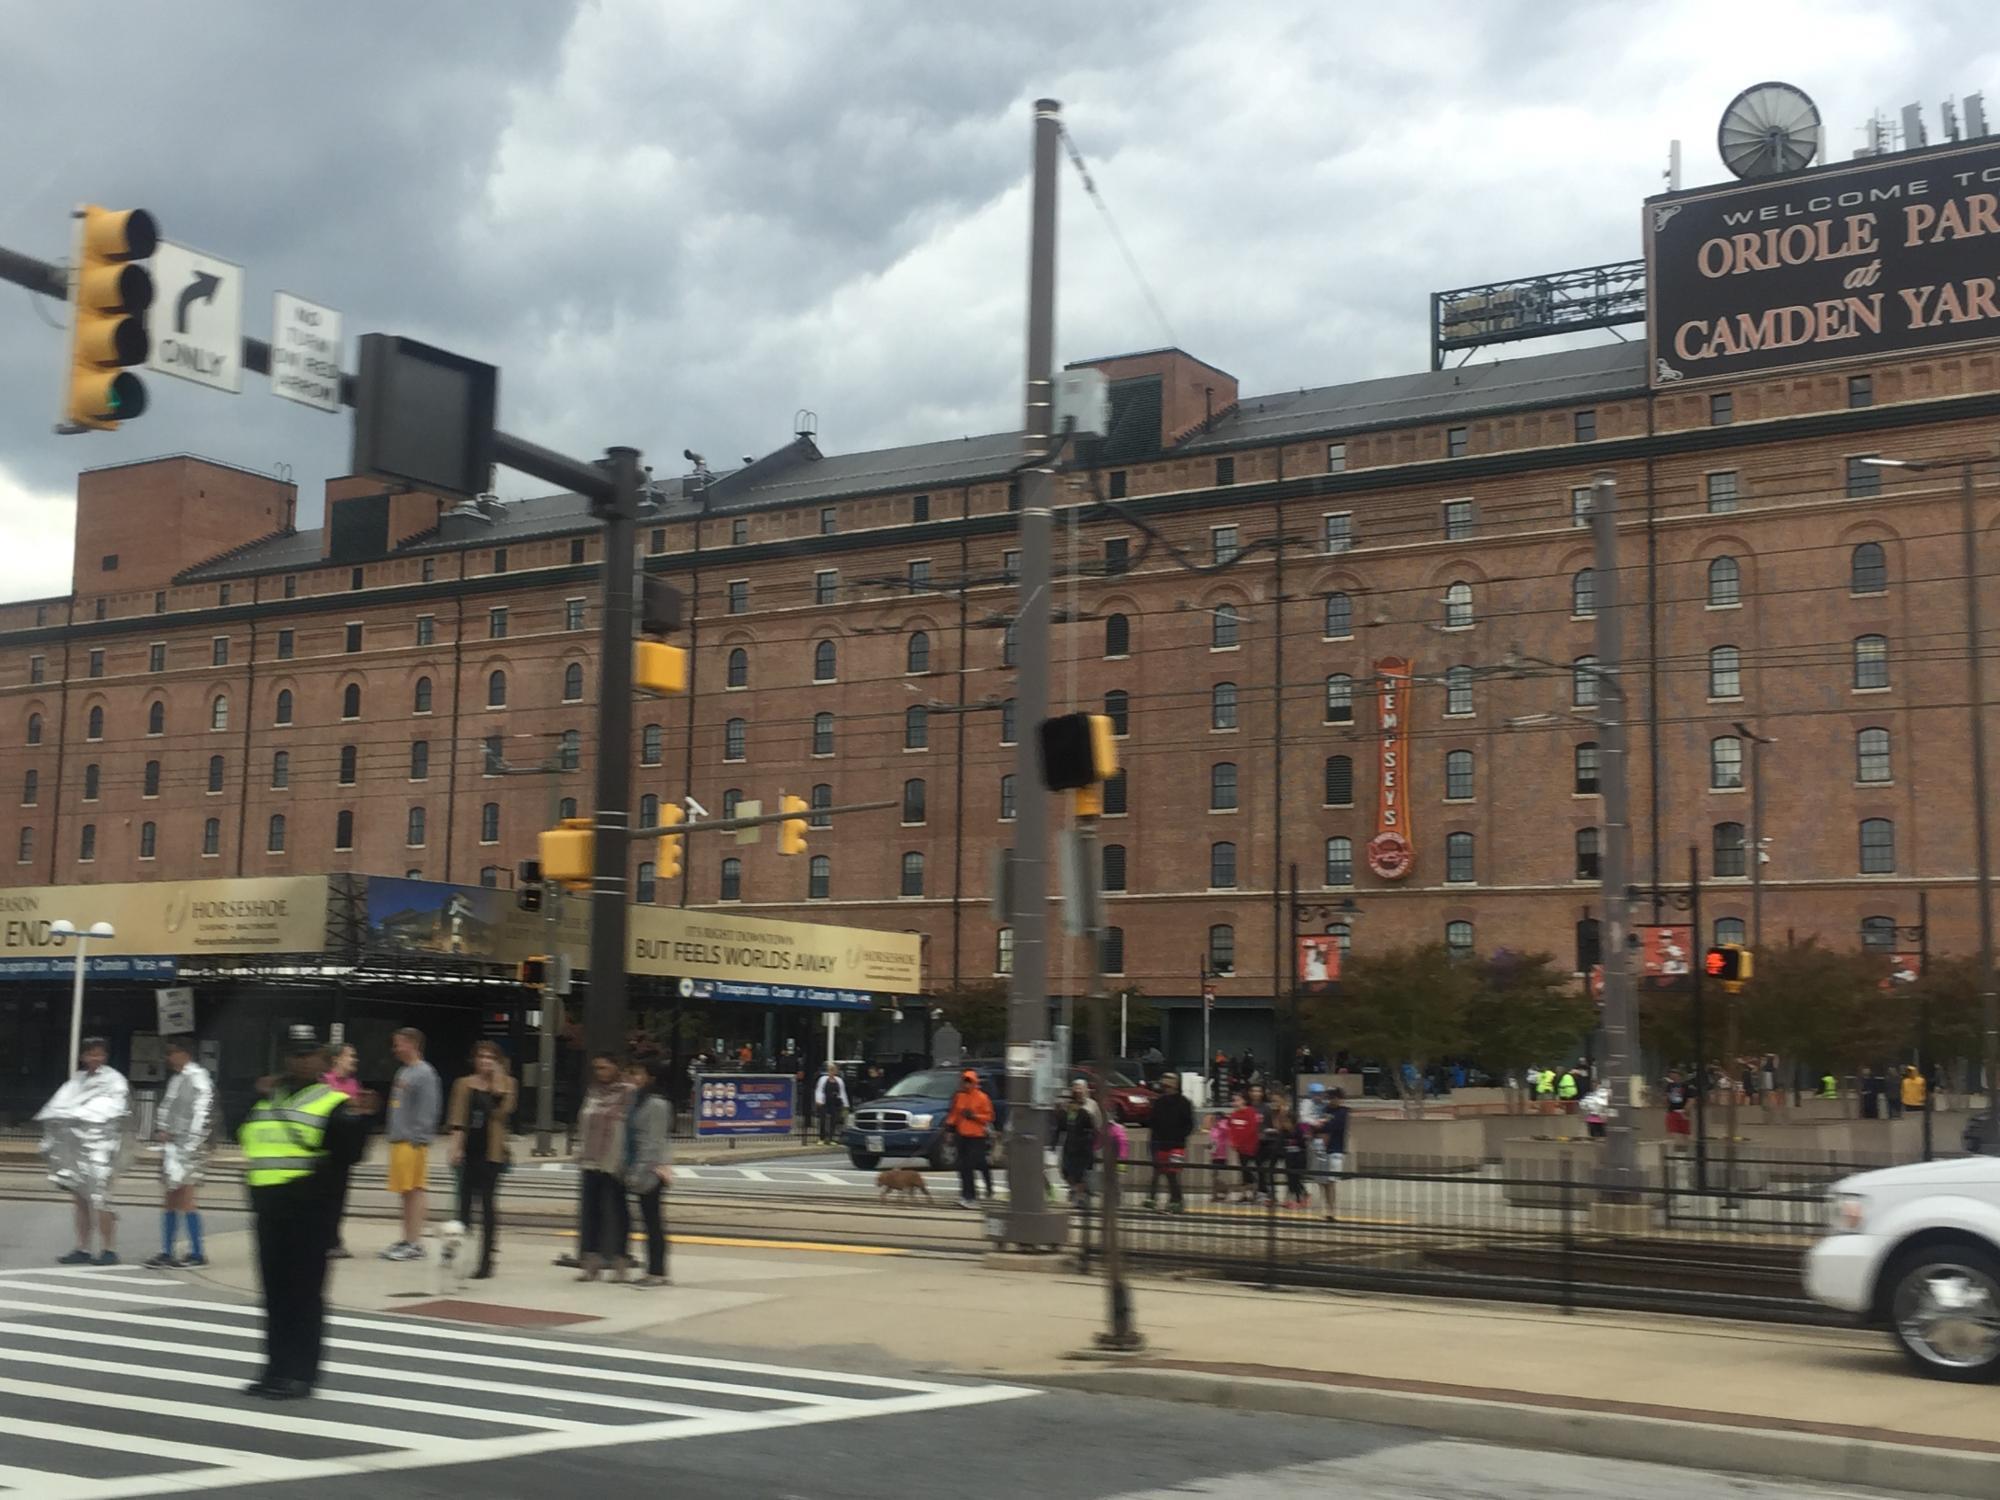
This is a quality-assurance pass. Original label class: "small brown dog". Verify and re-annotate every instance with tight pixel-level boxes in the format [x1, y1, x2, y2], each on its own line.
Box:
[876, 1167, 932, 1205]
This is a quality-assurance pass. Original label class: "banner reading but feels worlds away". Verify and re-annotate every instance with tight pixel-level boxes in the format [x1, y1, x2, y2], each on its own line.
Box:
[1648, 136, 2000, 385]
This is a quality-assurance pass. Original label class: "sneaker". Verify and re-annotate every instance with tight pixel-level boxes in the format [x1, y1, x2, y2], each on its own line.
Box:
[179, 1254, 209, 1268]
[143, 1252, 177, 1269]
[377, 1242, 410, 1260]
[56, 1249, 92, 1265]
[93, 1251, 118, 1267]
[956, 1197, 977, 1210]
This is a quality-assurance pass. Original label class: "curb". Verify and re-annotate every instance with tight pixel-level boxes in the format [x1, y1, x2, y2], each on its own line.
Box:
[1033, 1367, 2000, 1500]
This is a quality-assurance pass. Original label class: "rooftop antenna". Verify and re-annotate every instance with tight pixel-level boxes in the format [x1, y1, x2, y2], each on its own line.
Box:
[1943, 97, 1963, 142]
[1968, 92, 1989, 139]
[1665, 139, 1683, 191]
[1901, 102, 1930, 151]
[1718, 81, 1821, 177]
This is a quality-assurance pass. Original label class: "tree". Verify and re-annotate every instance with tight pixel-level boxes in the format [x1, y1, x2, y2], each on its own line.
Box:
[1463, 949, 1596, 1101]
[1905, 955, 1985, 1087]
[930, 980, 1010, 1054]
[1736, 940, 1891, 1085]
[1306, 943, 1474, 1108]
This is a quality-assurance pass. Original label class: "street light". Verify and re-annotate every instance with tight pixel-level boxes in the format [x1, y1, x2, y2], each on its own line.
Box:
[48, 919, 117, 1075]
[1861, 455, 1997, 1144]
[1287, 870, 1363, 1086]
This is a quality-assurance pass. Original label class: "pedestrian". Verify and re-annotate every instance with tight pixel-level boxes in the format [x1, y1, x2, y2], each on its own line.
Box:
[813, 1061, 848, 1144]
[37, 1036, 130, 1265]
[1582, 1082, 1611, 1141]
[1900, 1064, 1927, 1117]
[1663, 1069, 1692, 1137]
[148, 1035, 214, 1268]
[1819, 1071, 1839, 1100]
[1556, 1067, 1580, 1112]
[1144, 1071, 1194, 1213]
[944, 1068, 995, 1209]
[1275, 1098, 1310, 1207]
[1760, 1053, 1782, 1120]
[575, 1053, 635, 1281]
[239, 1024, 377, 1400]
[1860, 1066, 1882, 1120]
[380, 1027, 442, 1262]
[445, 1041, 514, 1280]
[625, 1058, 675, 1287]
[1054, 1081, 1100, 1206]
[1318, 1086, 1352, 1222]
[320, 1042, 362, 1259]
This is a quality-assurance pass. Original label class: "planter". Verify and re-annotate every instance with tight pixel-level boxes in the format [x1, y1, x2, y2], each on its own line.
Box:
[1499, 1136, 1604, 1207]
[1349, 1115, 1486, 1172]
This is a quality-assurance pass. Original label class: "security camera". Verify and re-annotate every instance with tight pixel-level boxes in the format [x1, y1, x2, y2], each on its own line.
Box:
[684, 796, 710, 820]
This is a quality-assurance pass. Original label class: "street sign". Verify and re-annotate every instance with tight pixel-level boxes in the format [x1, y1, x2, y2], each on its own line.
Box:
[693, 1073, 796, 1138]
[154, 985, 194, 1035]
[271, 292, 342, 411]
[352, 333, 498, 498]
[145, 241, 242, 392]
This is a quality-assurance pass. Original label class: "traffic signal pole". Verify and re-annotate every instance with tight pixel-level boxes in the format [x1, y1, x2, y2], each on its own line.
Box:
[584, 448, 642, 1060]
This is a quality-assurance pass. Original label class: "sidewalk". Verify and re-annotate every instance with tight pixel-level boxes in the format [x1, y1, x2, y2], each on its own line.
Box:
[179, 1213, 2000, 1496]
[0, 1134, 843, 1169]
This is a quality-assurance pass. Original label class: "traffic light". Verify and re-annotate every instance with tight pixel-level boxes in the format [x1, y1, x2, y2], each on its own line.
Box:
[777, 793, 809, 856]
[1038, 712, 1118, 791]
[65, 206, 157, 430]
[515, 858, 543, 912]
[1704, 943, 1754, 985]
[539, 816, 594, 887]
[635, 640, 687, 696]
[519, 955, 549, 988]
[658, 804, 684, 882]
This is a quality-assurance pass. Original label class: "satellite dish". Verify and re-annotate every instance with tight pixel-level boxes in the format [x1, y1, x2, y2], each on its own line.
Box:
[1718, 82, 1821, 178]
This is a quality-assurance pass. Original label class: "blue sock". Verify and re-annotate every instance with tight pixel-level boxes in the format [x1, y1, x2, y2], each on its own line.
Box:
[161, 1210, 179, 1257]
[186, 1212, 204, 1258]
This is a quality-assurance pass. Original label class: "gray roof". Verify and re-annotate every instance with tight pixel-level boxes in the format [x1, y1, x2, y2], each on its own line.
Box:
[703, 430, 1024, 511]
[181, 528, 325, 580]
[1175, 340, 1647, 453]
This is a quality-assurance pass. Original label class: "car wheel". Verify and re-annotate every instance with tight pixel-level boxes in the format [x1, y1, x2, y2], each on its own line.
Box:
[929, 1133, 960, 1172]
[1888, 1245, 2000, 1382]
[849, 1153, 882, 1171]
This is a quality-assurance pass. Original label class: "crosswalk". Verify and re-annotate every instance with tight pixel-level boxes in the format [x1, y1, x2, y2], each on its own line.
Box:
[0, 1264, 1030, 1498]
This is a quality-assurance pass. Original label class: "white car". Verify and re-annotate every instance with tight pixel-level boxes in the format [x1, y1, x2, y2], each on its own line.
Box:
[1806, 1154, 2000, 1381]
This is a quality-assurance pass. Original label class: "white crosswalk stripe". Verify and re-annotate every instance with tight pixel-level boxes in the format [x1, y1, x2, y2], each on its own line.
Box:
[0, 1264, 1030, 1497]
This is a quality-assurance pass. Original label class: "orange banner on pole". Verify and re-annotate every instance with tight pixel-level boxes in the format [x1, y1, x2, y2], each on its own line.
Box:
[1367, 657, 1415, 880]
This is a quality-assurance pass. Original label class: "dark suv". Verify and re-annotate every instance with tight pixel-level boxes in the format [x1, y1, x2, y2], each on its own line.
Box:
[842, 1062, 1008, 1170]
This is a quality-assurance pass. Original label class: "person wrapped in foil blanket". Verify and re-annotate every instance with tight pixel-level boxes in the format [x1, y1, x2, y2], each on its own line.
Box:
[158, 1053, 215, 1189]
[38, 1050, 131, 1208]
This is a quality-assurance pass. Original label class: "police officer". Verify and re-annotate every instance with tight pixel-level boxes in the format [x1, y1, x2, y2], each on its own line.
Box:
[240, 1025, 376, 1400]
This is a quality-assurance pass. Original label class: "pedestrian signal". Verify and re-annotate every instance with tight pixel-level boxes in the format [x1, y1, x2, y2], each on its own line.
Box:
[516, 858, 543, 912]
[1704, 944, 1753, 984]
[1038, 711, 1118, 792]
[539, 816, 593, 886]
[519, 955, 549, 987]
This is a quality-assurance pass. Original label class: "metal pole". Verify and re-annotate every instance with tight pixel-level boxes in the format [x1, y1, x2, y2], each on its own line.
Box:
[1689, 844, 1707, 1193]
[1080, 820, 1139, 1348]
[584, 447, 642, 1060]
[1747, 736, 1764, 951]
[535, 756, 564, 1156]
[1119, 991, 1128, 1060]
[1201, 960, 1212, 1104]
[1958, 460, 1999, 1142]
[66, 934, 89, 1075]
[1287, 862, 1301, 1092]
[1001, 97, 1065, 1247]
[1920, 888, 1933, 1162]
[1590, 472, 1638, 1190]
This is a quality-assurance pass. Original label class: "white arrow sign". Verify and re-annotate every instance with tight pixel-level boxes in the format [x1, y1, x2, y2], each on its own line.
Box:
[146, 242, 243, 393]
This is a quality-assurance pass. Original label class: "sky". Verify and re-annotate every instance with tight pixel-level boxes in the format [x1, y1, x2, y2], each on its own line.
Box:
[1, 0, 1995, 603]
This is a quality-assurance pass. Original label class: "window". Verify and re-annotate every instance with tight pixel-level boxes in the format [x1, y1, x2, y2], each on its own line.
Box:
[264, 814, 287, 854]
[274, 626, 297, 661]
[565, 598, 586, 632]
[21, 769, 37, 805]
[489, 547, 508, 575]
[1714, 916, 1746, 946]
[1706, 471, 1739, 513]
[636, 862, 657, 904]
[558, 729, 581, 771]
[1571, 487, 1593, 527]
[1443, 581, 1473, 629]
[891, 777, 923, 825]
[1324, 591, 1352, 638]
[912, 494, 930, 523]
[1325, 836, 1353, 886]
[1860, 818, 1896, 874]
[899, 852, 926, 898]
[999, 774, 1017, 821]
[720, 858, 743, 902]
[1209, 841, 1237, 888]
[641, 723, 663, 765]
[153, 591, 166, 613]
[482, 736, 503, 775]
[83, 763, 99, 801]
[1707, 645, 1740, 699]
[906, 632, 930, 675]
[1857, 727, 1891, 784]
[1574, 409, 1597, 442]
[1848, 374, 1874, 409]
[271, 751, 288, 790]
[1710, 392, 1733, 426]
[814, 570, 837, 606]
[1104, 537, 1129, 575]
[344, 622, 363, 654]
[1707, 556, 1741, 607]
[714, 646, 745, 690]
[1211, 681, 1238, 730]
[274, 689, 294, 726]
[1326, 443, 1347, 474]
[808, 855, 831, 900]
[486, 670, 507, 708]
[1324, 673, 1353, 724]
[202, 817, 222, 856]
[1207, 924, 1235, 973]
[719, 788, 743, 821]
[558, 797, 577, 820]
[725, 718, 747, 761]
[1107, 469, 1129, 500]
[1861, 915, 1896, 953]
[211, 637, 229, 667]
[407, 807, 427, 847]
[1102, 769, 1128, 815]
[16, 827, 29, 864]
[471, 864, 497, 888]
[1210, 762, 1238, 810]
[1099, 925, 1126, 975]
[1447, 425, 1468, 458]
[147, 701, 164, 736]
[562, 661, 585, 702]
[144, 645, 162, 674]
[1571, 568, 1596, 617]
[25, 653, 48, 685]
[1713, 821, 1746, 877]
[809, 784, 832, 829]
[91, 600, 104, 621]
[338, 745, 357, 785]
[76, 823, 97, 863]
[205, 755, 225, 794]
[1214, 456, 1236, 487]
[1854, 634, 1889, 690]
[1001, 623, 1017, 667]
[1323, 513, 1353, 554]
[1445, 921, 1475, 959]
[996, 927, 1015, 975]
[488, 607, 508, 639]
[1846, 455, 1881, 499]
[87, 649, 104, 680]
[905, 705, 929, 749]
[330, 807, 358, 851]
[1710, 735, 1743, 789]
[1325, 754, 1354, 806]
[142, 761, 159, 798]
[1444, 500, 1475, 540]
[420, 558, 435, 583]
[638, 793, 660, 828]
[569, 538, 585, 566]
[907, 559, 932, 591]
[812, 713, 835, 756]
[1435, 832, 1473, 884]
[820, 507, 838, 536]
[727, 580, 748, 615]
[1105, 613, 1130, 657]
[1573, 826, 1601, 880]
[1851, 542, 1887, 594]
[1445, 749, 1474, 800]
[1575, 655, 1603, 706]
[479, 803, 500, 843]
[1446, 665, 1473, 716]
[341, 683, 361, 719]
[1211, 603, 1240, 649]
[89, 705, 106, 739]
[1002, 549, 1021, 582]
[1211, 524, 1239, 563]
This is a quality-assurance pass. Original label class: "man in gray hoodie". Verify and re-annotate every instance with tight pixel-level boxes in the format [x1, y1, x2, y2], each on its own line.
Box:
[380, 1028, 441, 1261]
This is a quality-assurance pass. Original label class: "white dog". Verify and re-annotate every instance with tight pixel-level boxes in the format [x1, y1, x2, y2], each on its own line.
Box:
[431, 1220, 469, 1295]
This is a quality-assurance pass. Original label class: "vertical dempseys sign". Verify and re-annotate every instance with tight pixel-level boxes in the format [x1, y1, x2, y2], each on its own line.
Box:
[1367, 657, 1415, 880]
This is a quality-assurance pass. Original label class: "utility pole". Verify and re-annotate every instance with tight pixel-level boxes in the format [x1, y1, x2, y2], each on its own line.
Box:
[1001, 97, 1066, 1249]
[584, 448, 642, 1059]
[1687, 844, 1707, 1193]
[1589, 471, 1638, 1191]
[1733, 722, 1774, 951]
[1958, 461, 2000, 1135]
[1079, 817, 1139, 1348]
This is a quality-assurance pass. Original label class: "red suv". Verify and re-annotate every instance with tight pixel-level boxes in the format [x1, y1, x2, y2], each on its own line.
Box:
[1070, 1065, 1157, 1124]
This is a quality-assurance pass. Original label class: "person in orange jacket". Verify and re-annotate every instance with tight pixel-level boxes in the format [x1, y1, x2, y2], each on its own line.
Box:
[944, 1069, 995, 1208]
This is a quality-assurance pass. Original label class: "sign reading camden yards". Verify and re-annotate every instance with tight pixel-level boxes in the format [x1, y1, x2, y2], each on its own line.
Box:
[1648, 137, 2000, 385]
[0, 877, 328, 961]
[1367, 656, 1415, 880]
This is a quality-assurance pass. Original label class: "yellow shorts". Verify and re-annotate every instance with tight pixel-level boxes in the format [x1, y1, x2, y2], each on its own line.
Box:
[387, 1141, 430, 1193]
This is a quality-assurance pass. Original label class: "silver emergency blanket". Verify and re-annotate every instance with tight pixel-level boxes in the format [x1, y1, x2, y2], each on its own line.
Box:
[36, 1066, 131, 1208]
[157, 1062, 215, 1189]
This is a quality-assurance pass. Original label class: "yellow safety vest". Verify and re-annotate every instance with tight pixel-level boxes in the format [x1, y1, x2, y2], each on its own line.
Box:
[240, 1082, 344, 1187]
[1557, 1073, 1579, 1099]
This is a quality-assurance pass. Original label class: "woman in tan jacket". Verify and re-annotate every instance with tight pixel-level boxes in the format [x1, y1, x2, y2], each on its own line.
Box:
[445, 1041, 515, 1278]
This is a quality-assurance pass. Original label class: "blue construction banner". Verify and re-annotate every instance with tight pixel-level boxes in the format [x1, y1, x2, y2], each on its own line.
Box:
[693, 1073, 796, 1138]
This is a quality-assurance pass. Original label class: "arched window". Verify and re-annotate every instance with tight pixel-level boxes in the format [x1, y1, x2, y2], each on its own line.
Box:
[1574, 826, 1601, 880]
[900, 852, 925, 897]
[563, 662, 585, 701]
[207, 755, 225, 793]
[1211, 603, 1239, 649]
[480, 803, 500, 842]
[725, 718, 747, 760]
[1001, 621, 1017, 668]
[1572, 656, 1601, 707]
[16, 827, 31, 864]
[636, 862, 657, 904]
[487, 670, 507, 708]
[641, 723, 663, 765]
[1707, 645, 1741, 698]
[558, 797, 577, 820]
[341, 683, 361, 720]
[722, 788, 743, 820]
[906, 631, 930, 674]
[639, 793, 660, 826]
[1324, 591, 1352, 638]
[558, 729, 580, 771]
[26, 712, 41, 745]
[902, 778, 926, 824]
[1101, 843, 1127, 891]
[1851, 542, 1887, 594]
[809, 783, 832, 829]
[89, 705, 106, 739]
[271, 751, 289, 789]
[1210, 762, 1238, 810]
[1207, 924, 1235, 974]
[410, 740, 429, 780]
[275, 689, 294, 725]
[1571, 568, 1596, 617]
[413, 676, 433, 714]
[1324, 754, 1354, 806]
[1709, 735, 1743, 789]
[1000, 699, 1016, 744]
[996, 927, 1015, 975]
[142, 761, 158, 797]
[813, 639, 836, 682]
[1445, 831, 1475, 882]
[479, 866, 501, 889]
[209, 696, 228, 731]
[1714, 916, 1746, 946]
[1211, 681, 1238, 730]
[147, 701, 165, 735]
[334, 810, 354, 851]
[1574, 742, 1600, 794]
[1860, 817, 1896, 873]
[808, 854, 831, 900]
[1105, 613, 1130, 657]
[1103, 689, 1130, 735]
[1101, 926, 1126, 975]
[1443, 580, 1473, 629]
[407, 807, 427, 847]
[1102, 768, 1128, 814]
[1445, 665, 1473, 716]
[1856, 727, 1891, 783]
[812, 712, 834, 756]
[904, 705, 928, 749]
[1713, 821, 1746, 877]
[1325, 836, 1353, 886]
[1445, 921, 1475, 959]
[82, 763, 99, 801]
[1860, 915, 1897, 952]
[338, 745, 357, 785]
[1324, 673, 1353, 724]
[1445, 749, 1474, 800]
[726, 648, 748, 688]
[20, 769, 34, 806]
[1707, 555, 1741, 607]
[1209, 841, 1237, 888]
[1854, 634, 1889, 690]
[267, 814, 286, 853]
[999, 774, 1016, 821]
[720, 857, 743, 902]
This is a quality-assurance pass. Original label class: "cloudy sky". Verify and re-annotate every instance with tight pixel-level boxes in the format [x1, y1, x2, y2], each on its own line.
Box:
[2, 0, 1994, 601]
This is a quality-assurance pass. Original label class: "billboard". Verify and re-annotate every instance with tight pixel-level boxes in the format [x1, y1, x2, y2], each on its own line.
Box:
[363, 876, 514, 960]
[0, 878, 328, 969]
[1648, 137, 2000, 385]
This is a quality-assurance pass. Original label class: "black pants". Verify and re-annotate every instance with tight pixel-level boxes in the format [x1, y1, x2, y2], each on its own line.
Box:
[252, 1179, 332, 1387]
[1147, 1151, 1185, 1207]
[633, 1184, 668, 1276]
[1283, 1148, 1307, 1201]
[456, 1159, 500, 1271]
[818, 1102, 843, 1143]
[956, 1136, 990, 1201]
[323, 1158, 352, 1252]
[580, 1170, 629, 1262]
[1254, 1144, 1279, 1199]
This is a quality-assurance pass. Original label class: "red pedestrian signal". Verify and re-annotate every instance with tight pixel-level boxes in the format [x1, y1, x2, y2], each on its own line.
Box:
[1704, 944, 1752, 983]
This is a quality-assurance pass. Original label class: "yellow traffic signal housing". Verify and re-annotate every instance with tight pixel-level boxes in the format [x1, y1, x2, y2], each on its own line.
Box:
[777, 793, 809, 856]
[66, 206, 157, 430]
[635, 641, 687, 696]
[658, 804, 685, 882]
[519, 955, 549, 987]
[539, 816, 594, 887]
[1704, 943, 1754, 986]
[1039, 711, 1119, 791]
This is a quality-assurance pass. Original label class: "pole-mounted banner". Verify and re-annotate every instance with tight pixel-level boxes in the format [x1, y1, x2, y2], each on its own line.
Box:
[1367, 657, 1415, 880]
